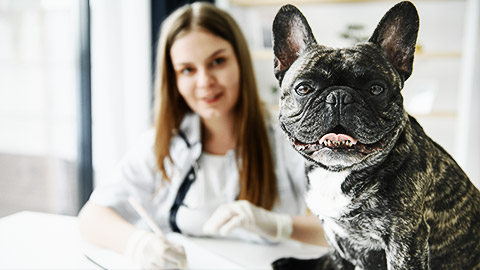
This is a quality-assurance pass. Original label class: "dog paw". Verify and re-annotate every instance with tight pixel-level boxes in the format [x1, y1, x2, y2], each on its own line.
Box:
[272, 257, 322, 270]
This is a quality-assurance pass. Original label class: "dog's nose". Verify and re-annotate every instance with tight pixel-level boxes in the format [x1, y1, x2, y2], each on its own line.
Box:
[325, 90, 353, 105]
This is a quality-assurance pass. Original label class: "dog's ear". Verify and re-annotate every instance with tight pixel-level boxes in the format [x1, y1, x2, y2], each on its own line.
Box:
[369, 1, 419, 81]
[272, 4, 316, 83]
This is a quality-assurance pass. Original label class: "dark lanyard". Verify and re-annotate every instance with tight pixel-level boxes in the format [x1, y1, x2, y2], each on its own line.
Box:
[169, 131, 197, 233]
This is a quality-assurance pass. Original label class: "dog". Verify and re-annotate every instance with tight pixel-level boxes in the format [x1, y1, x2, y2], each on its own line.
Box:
[271, 1, 480, 269]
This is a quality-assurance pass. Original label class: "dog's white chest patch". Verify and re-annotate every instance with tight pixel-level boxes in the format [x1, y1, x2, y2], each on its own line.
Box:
[305, 167, 351, 218]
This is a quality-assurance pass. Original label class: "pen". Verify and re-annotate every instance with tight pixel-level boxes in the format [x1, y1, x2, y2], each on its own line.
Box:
[128, 196, 164, 236]
[129, 196, 188, 269]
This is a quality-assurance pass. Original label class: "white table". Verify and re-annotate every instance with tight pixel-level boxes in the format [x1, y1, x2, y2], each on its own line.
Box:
[0, 211, 327, 269]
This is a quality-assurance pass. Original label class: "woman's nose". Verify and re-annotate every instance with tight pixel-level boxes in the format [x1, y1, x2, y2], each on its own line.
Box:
[197, 68, 215, 87]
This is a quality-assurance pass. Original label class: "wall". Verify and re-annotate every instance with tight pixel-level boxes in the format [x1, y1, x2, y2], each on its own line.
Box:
[456, 0, 480, 187]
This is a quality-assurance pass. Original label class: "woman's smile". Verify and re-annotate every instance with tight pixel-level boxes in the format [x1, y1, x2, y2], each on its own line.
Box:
[201, 92, 223, 104]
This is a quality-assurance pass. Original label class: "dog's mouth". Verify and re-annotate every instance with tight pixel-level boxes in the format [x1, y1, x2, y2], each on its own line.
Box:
[290, 125, 385, 155]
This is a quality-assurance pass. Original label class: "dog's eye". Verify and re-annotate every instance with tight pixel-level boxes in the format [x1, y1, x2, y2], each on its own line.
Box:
[295, 83, 313, 96]
[369, 85, 384, 95]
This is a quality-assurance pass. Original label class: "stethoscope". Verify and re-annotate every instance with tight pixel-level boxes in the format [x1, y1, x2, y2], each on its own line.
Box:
[169, 130, 199, 233]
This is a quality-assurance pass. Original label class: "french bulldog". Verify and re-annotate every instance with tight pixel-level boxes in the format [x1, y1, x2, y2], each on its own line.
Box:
[271, 1, 480, 269]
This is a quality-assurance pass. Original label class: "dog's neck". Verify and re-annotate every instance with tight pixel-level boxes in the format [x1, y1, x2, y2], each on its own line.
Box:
[306, 167, 351, 218]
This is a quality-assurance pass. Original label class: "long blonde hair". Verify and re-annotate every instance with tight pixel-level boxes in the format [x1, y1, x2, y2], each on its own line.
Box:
[153, 2, 277, 210]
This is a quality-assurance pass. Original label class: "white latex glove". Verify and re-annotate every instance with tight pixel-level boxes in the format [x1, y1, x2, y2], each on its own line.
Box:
[124, 229, 187, 269]
[203, 200, 293, 241]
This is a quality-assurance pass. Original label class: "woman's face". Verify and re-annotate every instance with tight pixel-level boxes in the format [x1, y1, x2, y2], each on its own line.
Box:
[170, 29, 241, 121]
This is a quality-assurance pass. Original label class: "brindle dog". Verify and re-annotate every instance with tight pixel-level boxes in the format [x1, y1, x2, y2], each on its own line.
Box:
[271, 1, 480, 269]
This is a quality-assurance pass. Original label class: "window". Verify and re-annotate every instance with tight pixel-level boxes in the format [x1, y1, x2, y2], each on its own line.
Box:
[0, 0, 82, 216]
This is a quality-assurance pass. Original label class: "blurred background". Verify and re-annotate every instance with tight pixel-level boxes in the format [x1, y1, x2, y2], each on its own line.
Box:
[0, 0, 478, 217]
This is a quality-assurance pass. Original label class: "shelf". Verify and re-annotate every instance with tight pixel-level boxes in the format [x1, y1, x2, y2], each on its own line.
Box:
[230, 0, 460, 6]
[231, 0, 395, 6]
[412, 111, 457, 119]
[415, 51, 462, 59]
[251, 49, 462, 60]
[251, 50, 274, 60]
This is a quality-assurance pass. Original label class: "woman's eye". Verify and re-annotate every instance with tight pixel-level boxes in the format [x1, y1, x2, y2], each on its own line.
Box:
[181, 67, 193, 75]
[295, 83, 313, 96]
[212, 57, 225, 66]
[369, 84, 384, 95]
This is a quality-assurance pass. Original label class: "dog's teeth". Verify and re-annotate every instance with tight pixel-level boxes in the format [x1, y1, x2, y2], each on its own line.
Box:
[319, 139, 358, 148]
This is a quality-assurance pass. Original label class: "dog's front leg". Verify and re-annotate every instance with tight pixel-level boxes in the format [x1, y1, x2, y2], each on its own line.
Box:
[386, 217, 430, 269]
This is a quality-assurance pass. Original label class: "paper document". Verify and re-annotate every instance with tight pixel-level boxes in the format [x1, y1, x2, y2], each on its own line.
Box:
[83, 233, 243, 269]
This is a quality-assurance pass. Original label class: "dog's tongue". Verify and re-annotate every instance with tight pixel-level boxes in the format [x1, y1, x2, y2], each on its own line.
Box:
[319, 133, 358, 144]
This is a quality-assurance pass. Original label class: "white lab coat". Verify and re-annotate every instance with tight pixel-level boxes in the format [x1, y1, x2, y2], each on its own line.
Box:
[89, 113, 307, 242]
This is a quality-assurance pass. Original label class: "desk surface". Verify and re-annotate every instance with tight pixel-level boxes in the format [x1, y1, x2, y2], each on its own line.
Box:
[0, 211, 327, 269]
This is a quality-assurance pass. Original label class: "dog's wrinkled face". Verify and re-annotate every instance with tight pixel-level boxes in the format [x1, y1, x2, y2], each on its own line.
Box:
[279, 44, 406, 170]
[273, 2, 419, 171]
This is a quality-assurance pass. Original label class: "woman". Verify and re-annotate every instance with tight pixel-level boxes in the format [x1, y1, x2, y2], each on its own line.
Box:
[78, 2, 325, 269]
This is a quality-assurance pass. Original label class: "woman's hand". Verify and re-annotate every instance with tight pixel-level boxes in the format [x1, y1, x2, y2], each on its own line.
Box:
[203, 200, 293, 241]
[125, 230, 187, 269]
